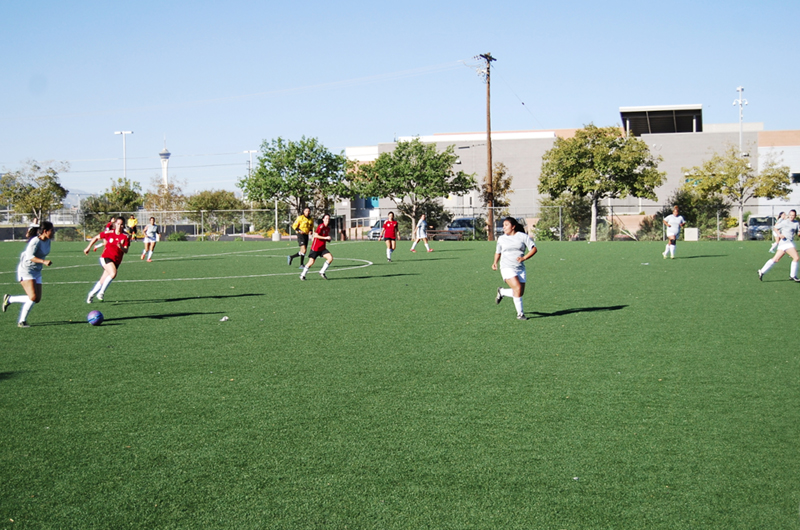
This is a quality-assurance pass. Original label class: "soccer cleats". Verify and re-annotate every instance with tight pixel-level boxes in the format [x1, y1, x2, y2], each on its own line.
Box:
[2, 294, 9, 313]
[516, 313, 528, 321]
[496, 288, 503, 305]
[17, 321, 30, 328]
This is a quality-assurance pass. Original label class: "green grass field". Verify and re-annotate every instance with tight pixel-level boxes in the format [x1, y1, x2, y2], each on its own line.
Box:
[1, 238, 798, 529]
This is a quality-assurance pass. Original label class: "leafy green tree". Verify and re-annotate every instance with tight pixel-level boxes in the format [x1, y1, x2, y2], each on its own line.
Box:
[238, 136, 348, 214]
[0, 160, 69, 221]
[636, 189, 730, 241]
[144, 176, 186, 223]
[185, 190, 244, 233]
[81, 178, 144, 232]
[539, 124, 665, 241]
[681, 144, 791, 241]
[535, 194, 607, 241]
[351, 138, 476, 225]
[480, 162, 514, 211]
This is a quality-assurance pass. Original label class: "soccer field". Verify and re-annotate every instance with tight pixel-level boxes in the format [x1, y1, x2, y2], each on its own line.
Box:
[1, 239, 798, 529]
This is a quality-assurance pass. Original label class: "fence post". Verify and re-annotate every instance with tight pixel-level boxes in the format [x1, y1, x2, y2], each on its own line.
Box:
[558, 206, 562, 242]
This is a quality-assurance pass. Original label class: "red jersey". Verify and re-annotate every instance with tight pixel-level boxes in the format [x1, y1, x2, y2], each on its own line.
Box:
[100, 231, 130, 266]
[311, 223, 330, 252]
[383, 220, 398, 239]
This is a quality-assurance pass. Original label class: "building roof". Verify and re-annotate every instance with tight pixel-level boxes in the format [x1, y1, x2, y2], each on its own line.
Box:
[619, 105, 703, 136]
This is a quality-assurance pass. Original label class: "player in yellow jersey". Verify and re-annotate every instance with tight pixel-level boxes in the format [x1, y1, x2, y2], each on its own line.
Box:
[288, 207, 313, 267]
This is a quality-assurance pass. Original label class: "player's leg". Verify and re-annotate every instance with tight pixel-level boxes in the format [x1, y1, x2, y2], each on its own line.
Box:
[423, 237, 431, 251]
[411, 237, 419, 251]
[504, 274, 527, 319]
[319, 252, 333, 279]
[300, 254, 316, 279]
[785, 247, 800, 280]
[147, 241, 156, 261]
[668, 236, 677, 258]
[14, 279, 40, 326]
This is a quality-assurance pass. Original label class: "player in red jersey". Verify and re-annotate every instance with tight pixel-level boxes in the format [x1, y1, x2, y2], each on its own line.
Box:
[300, 213, 333, 280]
[84, 217, 130, 302]
[379, 211, 399, 262]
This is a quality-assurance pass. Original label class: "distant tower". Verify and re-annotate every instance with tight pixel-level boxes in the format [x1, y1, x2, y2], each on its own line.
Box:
[159, 138, 171, 187]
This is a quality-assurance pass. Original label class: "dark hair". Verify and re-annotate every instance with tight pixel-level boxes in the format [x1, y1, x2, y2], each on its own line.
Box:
[38, 221, 54, 234]
[503, 216, 521, 233]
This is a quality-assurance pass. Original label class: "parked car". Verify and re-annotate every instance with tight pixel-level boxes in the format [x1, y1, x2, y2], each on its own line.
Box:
[446, 217, 477, 233]
[367, 218, 388, 240]
[747, 216, 773, 240]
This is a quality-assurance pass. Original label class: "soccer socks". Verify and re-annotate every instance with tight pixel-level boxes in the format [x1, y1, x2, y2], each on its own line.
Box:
[513, 297, 524, 316]
[424, 242, 430, 251]
[18, 299, 35, 324]
[669, 244, 676, 257]
[88, 282, 103, 298]
[792, 261, 799, 278]
[320, 262, 330, 274]
[759, 259, 776, 275]
[386, 248, 392, 260]
[410, 242, 417, 251]
[147, 250, 153, 260]
[300, 266, 309, 279]
[500, 288, 513, 298]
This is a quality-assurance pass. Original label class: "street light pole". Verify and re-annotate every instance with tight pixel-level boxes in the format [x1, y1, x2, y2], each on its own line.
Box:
[243, 150, 259, 236]
[114, 131, 133, 180]
[733, 87, 748, 155]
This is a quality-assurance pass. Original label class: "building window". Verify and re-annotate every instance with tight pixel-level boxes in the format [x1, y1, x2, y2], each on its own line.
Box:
[791, 173, 800, 184]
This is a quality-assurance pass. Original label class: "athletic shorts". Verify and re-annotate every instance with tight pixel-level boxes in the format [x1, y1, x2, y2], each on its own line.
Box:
[17, 267, 42, 284]
[297, 233, 309, 247]
[666, 232, 680, 240]
[500, 267, 526, 283]
[308, 249, 330, 260]
[777, 239, 796, 253]
[415, 230, 427, 239]
[143, 236, 157, 244]
[384, 237, 396, 242]
[101, 257, 122, 268]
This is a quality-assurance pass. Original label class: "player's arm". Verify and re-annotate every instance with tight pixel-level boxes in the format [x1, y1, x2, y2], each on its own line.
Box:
[492, 252, 501, 270]
[84, 234, 101, 254]
[519, 246, 537, 263]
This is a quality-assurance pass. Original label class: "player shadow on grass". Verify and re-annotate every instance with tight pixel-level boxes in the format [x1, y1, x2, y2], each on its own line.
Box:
[0, 372, 25, 382]
[36, 311, 223, 326]
[330, 273, 420, 280]
[115, 293, 265, 305]
[527, 305, 627, 318]
[673, 254, 726, 259]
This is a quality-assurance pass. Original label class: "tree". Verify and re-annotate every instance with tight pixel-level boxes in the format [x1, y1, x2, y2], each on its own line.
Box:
[681, 144, 791, 241]
[81, 178, 144, 232]
[238, 136, 349, 214]
[480, 162, 514, 211]
[185, 190, 245, 233]
[535, 193, 607, 241]
[144, 175, 186, 223]
[351, 138, 476, 225]
[0, 160, 69, 221]
[636, 188, 730, 241]
[539, 124, 665, 241]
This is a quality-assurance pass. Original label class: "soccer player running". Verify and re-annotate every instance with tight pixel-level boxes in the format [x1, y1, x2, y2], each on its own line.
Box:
[288, 207, 313, 267]
[492, 217, 537, 321]
[662, 206, 686, 259]
[126, 215, 139, 241]
[84, 217, 131, 302]
[379, 211, 399, 262]
[300, 214, 333, 281]
[2, 221, 55, 328]
[141, 217, 160, 262]
[768, 212, 786, 253]
[758, 209, 800, 282]
[410, 213, 433, 253]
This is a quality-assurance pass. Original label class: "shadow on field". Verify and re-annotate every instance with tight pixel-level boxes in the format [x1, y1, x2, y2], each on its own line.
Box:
[330, 273, 420, 280]
[676, 255, 727, 259]
[116, 293, 265, 304]
[527, 305, 628, 318]
[103, 311, 223, 323]
[0, 371, 25, 382]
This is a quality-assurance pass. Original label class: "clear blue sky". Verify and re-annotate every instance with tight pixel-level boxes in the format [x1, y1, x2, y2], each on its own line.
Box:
[1, 0, 797, 196]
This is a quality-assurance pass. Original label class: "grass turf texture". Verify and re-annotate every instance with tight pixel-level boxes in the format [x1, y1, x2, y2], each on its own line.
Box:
[0, 239, 798, 529]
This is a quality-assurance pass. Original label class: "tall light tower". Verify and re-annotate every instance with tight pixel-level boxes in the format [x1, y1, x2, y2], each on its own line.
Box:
[159, 139, 171, 187]
[733, 86, 748, 155]
[114, 131, 133, 180]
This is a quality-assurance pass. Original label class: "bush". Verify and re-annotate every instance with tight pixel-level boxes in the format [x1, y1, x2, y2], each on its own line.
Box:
[54, 227, 84, 242]
[167, 231, 188, 241]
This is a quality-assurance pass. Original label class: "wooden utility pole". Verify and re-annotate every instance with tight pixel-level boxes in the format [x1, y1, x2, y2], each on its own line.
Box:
[478, 53, 496, 240]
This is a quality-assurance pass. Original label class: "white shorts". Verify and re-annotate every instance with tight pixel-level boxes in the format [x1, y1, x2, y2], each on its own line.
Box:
[415, 230, 427, 239]
[17, 267, 42, 284]
[777, 239, 796, 253]
[501, 268, 526, 283]
[666, 232, 680, 240]
[144, 236, 157, 244]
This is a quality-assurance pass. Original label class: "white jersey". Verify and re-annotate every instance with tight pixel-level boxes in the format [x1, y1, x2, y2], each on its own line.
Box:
[415, 218, 427, 239]
[18, 237, 51, 275]
[495, 231, 536, 273]
[775, 218, 800, 241]
[143, 223, 160, 240]
[664, 214, 685, 236]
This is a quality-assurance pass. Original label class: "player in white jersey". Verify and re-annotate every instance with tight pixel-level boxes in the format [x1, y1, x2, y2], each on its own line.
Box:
[141, 217, 160, 262]
[492, 217, 538, 320]
[758, 209, 800, 282]
[2, 221, 55, 328]
[662, 206, 686, 259]
[410, 214, 433, 253]
[768, 212, 786, 253]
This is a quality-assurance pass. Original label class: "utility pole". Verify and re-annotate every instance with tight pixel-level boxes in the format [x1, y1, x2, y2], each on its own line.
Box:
[477, 53, 496, 240]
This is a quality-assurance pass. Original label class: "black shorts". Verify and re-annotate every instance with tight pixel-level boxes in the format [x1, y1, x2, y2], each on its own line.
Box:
[384, 237, 396, 242]
[102, 257, 121, 268]
[297, 233, 309, 247]
[308, 249, 330, 260]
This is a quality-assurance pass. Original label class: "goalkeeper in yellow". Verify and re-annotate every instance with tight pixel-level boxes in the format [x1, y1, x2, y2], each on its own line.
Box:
[288, 207, 313, 267]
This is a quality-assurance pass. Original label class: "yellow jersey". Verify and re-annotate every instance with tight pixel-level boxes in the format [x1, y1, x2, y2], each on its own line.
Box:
[292, 214, 313, 234]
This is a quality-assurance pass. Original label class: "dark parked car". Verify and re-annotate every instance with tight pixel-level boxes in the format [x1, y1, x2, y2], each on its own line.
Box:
[747, 216, 773, 240]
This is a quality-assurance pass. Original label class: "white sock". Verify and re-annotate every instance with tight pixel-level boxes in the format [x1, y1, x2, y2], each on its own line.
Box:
[411, 242, 417, 250]
[147, 251, 153, 260]
[669, 244, 676, 256]
[9, 295, 29, 305]
[424, 242, 430, 250]
[98, 277, 113, 295]
[513, 297, 524, 315]
[88, 282, 102, 297]
[301, 266, 309, 277]
[387, 248, 392, 259]
[320, 262, 330, 274]
[792, 261, 799, 278]
[19, 300, 35, 323]
[500, 288, 513, 298]
[664, 244, 669, 255]
[760, 260, 776, 274]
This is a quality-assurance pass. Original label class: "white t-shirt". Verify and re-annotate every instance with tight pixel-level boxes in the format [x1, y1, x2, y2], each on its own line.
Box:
[143, 223, 160, 240]
[495, 231, 536, 273]
[18, 237, 51, 275]
[664, 214, 685, 236]
[775, 218, 800, 241]
[415, 218, 427, 238]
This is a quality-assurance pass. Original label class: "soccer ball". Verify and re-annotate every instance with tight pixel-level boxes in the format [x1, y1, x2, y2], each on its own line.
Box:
[87, 310, 104, 326]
